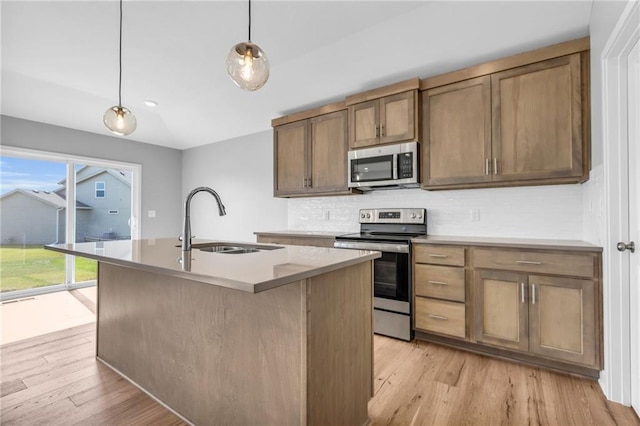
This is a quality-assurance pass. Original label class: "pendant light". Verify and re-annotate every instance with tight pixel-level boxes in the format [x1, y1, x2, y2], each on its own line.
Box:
[226, 0, 269, 91]
[103, 0, 137, 136]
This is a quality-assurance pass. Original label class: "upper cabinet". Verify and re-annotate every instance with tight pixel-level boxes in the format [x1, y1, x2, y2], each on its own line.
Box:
[421, 37, 590, 190]
[346, 78, 420, 149]
[273, 107, 353, 198]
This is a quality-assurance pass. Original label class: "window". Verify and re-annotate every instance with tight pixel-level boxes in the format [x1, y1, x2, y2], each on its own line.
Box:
[95, 182, 105, 198]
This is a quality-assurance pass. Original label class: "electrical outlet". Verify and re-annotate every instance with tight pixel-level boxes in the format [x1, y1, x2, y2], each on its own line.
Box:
[148, 210, 156, 218]
[324, 210, 331, 221]
[470, 208, 480, 222]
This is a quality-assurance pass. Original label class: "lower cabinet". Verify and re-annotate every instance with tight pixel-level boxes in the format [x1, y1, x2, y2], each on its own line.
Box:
[474, 271, 596, 366]
[255, 234, 336, 248]
[413, 241, 602, 376]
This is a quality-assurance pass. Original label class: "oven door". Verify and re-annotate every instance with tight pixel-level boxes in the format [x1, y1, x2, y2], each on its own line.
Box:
[333, 240, 410, 307]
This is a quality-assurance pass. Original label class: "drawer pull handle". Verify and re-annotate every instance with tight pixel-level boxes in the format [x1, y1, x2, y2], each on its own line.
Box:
[429, 254, 448, 258]
[521, 283, 525, 304]
[532, 283, 536, 305]
[428, 314, 448, 321]
[516, 260, 542, 265]
[429, 280, 448, 286]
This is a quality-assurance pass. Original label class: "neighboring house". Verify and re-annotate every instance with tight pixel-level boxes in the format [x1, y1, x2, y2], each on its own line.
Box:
[0, 166, 131, 245]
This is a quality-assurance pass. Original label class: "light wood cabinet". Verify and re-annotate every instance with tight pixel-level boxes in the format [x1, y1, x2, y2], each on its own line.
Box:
[345, 78, 420, 149]
[413, 238, 602, 377]
[423, 76, 492, 186]
[473, 248, 599, 367]
[349, 91, 418, 149]
[274, 110, 353, 197]
[413, 244, 467, 340]
[421, 43, 589, 190]
[256, 234, 336, 248]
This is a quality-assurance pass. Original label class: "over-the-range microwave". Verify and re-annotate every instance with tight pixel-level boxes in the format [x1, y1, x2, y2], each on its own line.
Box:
[348, 142, 419, 190]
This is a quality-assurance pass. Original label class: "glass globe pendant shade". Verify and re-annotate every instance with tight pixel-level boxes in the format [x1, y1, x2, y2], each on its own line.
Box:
[103, 106, 137, 136]
[226, 42, 269, 91]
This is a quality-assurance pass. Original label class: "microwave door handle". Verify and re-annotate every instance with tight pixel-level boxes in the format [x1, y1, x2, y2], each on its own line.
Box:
[392, 154, 398, 179]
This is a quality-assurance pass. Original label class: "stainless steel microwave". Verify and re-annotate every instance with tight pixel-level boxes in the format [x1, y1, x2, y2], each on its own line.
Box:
[348, 142, 419, 190]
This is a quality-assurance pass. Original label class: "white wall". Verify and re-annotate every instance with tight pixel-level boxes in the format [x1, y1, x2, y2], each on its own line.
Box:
[181, 130, 287, 243]
[586, 0, 635, 404]
[1, 115, 183, 238]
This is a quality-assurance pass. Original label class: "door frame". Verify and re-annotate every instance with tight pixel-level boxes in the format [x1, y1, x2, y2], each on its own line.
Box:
[601, 0, 640, 409]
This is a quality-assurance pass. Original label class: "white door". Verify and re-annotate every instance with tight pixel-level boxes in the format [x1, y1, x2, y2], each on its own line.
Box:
[628, 37, 640, 417]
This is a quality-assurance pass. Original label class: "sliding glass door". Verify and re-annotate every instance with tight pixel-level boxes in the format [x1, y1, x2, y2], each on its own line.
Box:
[0, 148, 140, 300]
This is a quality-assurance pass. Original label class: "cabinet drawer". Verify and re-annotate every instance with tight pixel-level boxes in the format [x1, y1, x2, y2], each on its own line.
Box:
[415, 297, 466, 338]
[414, 245, 465, 266]
[415, 264, 465, 302]
[472, 248, 595, 278]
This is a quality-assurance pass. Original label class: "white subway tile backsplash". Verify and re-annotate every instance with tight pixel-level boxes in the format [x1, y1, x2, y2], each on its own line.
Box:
[288, 184, 584, 239]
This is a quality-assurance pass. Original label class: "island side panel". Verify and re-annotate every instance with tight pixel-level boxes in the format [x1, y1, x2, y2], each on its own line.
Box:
[306, 261, 373, 426]
[97, 263, 305, 426]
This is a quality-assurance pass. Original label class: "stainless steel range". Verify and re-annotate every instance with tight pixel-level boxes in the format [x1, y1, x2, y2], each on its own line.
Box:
[334, 208, 426, 341]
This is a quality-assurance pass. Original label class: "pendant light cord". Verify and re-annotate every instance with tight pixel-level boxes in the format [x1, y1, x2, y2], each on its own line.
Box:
[118, 0, 123, 107]
[248, 0, 252, 42]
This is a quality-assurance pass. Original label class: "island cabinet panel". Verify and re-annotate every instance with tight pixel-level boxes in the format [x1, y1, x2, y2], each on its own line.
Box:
[97, 261, 373, 426]
[423, 76, 492, 186]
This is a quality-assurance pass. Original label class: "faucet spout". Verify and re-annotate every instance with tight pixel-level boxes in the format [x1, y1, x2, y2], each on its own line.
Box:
[181, 186, 226, 252]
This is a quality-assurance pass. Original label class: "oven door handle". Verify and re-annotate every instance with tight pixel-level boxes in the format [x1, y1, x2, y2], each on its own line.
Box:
[333, 241, 409, 253]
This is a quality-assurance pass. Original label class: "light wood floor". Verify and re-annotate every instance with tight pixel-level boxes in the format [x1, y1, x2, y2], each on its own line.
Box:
[1, 322, 638, 425]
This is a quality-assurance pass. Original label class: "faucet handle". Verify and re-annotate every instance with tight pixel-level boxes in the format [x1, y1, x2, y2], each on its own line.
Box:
[178, 235, 183, 241]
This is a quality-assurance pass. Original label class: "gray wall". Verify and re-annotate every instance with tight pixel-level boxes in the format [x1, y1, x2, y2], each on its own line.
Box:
[1, 115, 182, 238]
[182, 130, 287, 242]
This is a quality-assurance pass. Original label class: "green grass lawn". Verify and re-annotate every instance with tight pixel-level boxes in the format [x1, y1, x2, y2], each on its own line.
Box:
[0, 245, 96, 292]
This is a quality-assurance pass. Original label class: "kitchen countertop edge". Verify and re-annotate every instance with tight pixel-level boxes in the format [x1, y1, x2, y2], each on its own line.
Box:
[412, 235, 603, 252]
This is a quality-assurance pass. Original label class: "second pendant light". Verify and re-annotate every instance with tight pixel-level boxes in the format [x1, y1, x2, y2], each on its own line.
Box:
[226, 0, 269, 91]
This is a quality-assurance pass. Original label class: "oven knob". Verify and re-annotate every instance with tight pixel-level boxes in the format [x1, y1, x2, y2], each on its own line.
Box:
[366, 213, 371, 219]
[410, 213, 416, 219]
[360, 213, 366, 219]
[417, 213, 423, 219]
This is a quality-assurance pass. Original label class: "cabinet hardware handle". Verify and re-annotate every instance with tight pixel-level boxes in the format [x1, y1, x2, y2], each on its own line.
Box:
[493, 158, 498, 175]
[380, 124, 385, 137]
[428, 314, 448, 321]
[485, 158, 490, 176]
[429, 280, 448, 286]
[521, 283, 525, 304]
[429, 254, 448, 258]
[375, 124, 379, 138]
[308, 178, 312, 187]
[516, 260, 542, 265]
[532, 283, 536, 305]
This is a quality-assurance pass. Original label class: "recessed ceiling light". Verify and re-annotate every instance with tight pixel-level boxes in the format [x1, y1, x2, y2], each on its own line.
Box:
[143, 100, 158, 107]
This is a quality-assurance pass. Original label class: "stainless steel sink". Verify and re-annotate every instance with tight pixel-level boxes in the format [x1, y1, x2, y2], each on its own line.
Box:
[192, 242, 283, 254]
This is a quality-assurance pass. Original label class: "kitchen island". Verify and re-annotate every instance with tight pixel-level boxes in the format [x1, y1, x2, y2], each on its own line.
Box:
[46, 238, 380, 426]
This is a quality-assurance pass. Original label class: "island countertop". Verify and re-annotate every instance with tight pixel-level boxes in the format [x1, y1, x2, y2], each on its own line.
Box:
[46, 238, 380, 293]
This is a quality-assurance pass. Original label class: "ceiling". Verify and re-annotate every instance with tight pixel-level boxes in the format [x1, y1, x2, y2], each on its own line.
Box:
[1, 1, 592, 150]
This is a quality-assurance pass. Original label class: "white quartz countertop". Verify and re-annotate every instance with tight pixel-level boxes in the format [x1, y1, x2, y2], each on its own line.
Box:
[45, 238, 380, 293]
[254, 230, 346, 238]
[412, 235, 602, 252]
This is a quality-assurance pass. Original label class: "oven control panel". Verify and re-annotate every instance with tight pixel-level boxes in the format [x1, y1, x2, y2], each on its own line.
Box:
[358, 208, 426, 224]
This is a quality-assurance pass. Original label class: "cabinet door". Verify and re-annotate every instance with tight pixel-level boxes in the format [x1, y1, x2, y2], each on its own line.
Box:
[528, 275, 596, 366]
[349, 100, 379, 149]
[309, 110, 349, 193]
[474, 270, 528, 351]
[491, 53, 584, 182]
[380, 91, 416, 144]
[274, 121, 308, 196]
[423, 76, 492, 187]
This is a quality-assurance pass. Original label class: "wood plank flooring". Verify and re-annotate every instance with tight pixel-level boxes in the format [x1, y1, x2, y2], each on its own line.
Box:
[1, 322, 638, 425]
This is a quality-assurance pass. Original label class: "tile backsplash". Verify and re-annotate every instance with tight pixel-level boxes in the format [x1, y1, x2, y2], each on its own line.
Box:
[288, 184, 584, 239]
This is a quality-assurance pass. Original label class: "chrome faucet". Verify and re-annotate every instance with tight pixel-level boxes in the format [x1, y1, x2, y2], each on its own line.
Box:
[180, 186, 226, 252]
